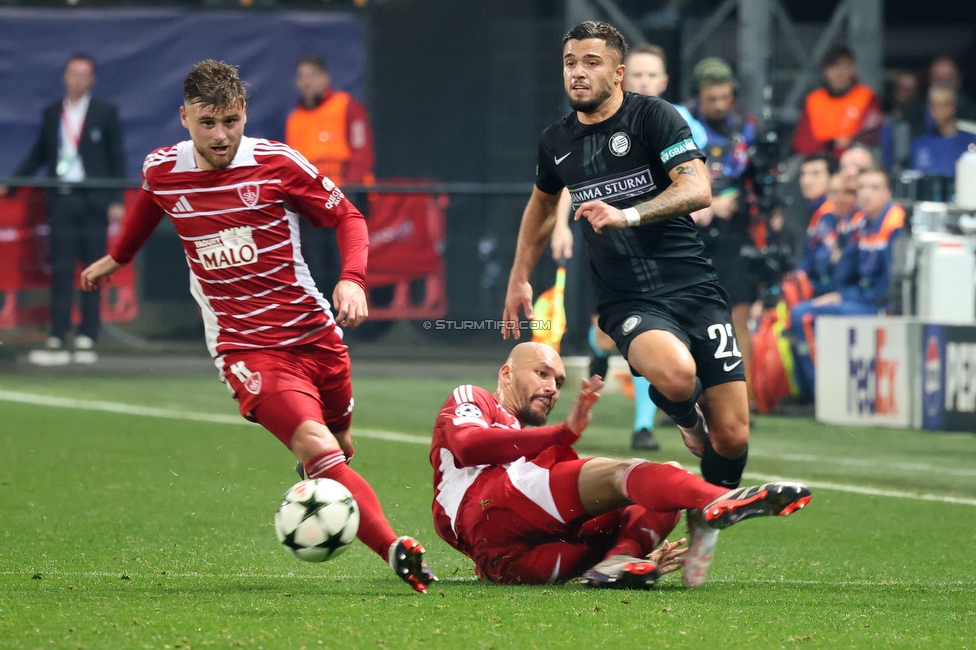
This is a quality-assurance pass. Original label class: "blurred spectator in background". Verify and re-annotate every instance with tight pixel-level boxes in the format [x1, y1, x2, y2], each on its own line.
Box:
[286, 54, 375, 300]
[623, 44, 708, 151]
[286, 54, 374, 185]
[839, 144, 875, 192]
[880, 71, 920, 171]
[926, 56, 976, 121]
[909, 87, 976, 176]
[689, 57, 759, 400]
[824, 146, 876, 285]
[904, 56, 976, 140]
[6, 53, 126, 365]
[789, 167, 903, 396]
[792, 46, 883, 157]
[795, 153, 839, 296]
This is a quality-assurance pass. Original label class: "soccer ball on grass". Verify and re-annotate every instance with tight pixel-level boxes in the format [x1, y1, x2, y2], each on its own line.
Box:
[275, 479, 360, 562]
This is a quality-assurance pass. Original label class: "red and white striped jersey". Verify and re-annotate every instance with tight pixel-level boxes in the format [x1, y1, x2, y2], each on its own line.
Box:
[112, 136, 367, 357]
[430, 384, 522, 550]
[429, 383, 578, 550]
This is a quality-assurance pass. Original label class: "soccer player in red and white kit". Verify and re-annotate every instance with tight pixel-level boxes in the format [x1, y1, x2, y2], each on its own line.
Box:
[81, 60, 436, 594]
[431, 342, 811, 587]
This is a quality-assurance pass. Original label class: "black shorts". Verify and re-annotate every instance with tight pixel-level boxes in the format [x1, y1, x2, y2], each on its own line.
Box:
[597, 281, 746, 390]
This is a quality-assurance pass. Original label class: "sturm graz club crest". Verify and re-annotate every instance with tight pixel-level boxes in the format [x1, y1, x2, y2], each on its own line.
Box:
[622, 315, 642, 335]
[609, 132, 631, 157]
[238, 183, 260, 208]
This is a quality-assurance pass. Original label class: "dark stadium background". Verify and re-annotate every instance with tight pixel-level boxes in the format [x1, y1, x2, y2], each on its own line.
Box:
[1, 0, 974, 355]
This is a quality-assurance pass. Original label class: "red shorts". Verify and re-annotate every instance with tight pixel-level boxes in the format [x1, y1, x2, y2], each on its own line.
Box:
[454, 446, 599, 584]
[454, 447, 680, 585]
[219, 330, 354, 435]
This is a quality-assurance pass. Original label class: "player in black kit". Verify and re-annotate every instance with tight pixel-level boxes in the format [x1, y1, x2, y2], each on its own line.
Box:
[502, 21, 749, 586]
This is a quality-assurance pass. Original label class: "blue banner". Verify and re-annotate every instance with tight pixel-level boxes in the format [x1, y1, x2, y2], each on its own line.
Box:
[922, 323, 976, 432]
[0, 8, 364, 179]
[922, 324, 945, 430]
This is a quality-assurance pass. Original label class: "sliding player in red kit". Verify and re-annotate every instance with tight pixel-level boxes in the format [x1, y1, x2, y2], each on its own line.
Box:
[81, 60, 436, 593]
[431, 343, 811, 588]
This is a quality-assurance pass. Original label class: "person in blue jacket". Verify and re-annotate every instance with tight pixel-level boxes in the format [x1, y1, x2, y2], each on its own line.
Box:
[909, 87, 976, 177]
[790, 167, 904, 396]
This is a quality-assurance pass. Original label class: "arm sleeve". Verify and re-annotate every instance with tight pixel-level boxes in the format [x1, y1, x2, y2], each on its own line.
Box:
[644, 99, 705, 175]
[279, 149, 369, 288]
[791, 102, 826, 156]
[857, 230, 900, 306]
[440, 387, 578, 466]
[833, 236, 861, 294]
[853, 94, 884, 148]
[673, 104, 709, 149]
[451, 422, 577, 466]
[13, 109, 49, 178]
[534, 136, 565, 196]
[108, 184, 166, 265]
[343, 98, 375, 185]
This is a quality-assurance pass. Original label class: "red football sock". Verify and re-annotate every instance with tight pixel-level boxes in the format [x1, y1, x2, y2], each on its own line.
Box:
[305, 450, 397, 559]
[606, 506, 681, 559]
[623, 462, 729, 512]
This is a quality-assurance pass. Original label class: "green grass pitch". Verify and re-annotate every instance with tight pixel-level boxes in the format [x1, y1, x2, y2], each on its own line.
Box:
[0, 371, 974, 649]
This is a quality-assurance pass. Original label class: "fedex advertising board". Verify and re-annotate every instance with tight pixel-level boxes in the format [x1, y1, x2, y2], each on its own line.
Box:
[816, 317, 914, 428]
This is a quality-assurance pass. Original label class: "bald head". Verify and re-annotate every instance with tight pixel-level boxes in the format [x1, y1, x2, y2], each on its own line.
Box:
[506, 342, 562, 370]
[839, 146, 875, 186]
[497, 343, 566, 426]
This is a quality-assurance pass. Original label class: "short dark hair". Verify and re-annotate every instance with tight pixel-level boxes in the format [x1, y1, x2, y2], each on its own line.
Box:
[564, 21, 628, 64]
[822, 45, 855, 69]
[65, 52, 96, 74]
[628, 43, 666, 71]
[183, 60, 249, 109]
[802, 152, 839, 175]
[297, 54, 328, 73]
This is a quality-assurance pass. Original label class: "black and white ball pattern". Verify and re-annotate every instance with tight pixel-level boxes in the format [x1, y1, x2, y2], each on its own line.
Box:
[275, 479, 360, 562]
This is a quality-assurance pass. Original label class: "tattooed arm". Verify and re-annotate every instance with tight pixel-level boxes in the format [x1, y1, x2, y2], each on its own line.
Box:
[574, 158, 712, 233]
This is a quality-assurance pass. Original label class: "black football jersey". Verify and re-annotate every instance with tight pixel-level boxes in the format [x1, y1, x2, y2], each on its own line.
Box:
[535, 92, 717, 306]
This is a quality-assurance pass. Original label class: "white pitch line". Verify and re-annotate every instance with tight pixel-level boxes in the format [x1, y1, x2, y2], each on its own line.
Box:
[0, 569, 483, 583]
[2, 389, 974, 507]
[749, 449, 976, 478]
[0, 570, 969, 589]
[0, 389, 429, 445]
[743, 472, 976, 507]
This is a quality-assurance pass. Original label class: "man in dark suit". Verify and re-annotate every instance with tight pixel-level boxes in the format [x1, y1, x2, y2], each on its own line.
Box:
[11, 53, 126, 364]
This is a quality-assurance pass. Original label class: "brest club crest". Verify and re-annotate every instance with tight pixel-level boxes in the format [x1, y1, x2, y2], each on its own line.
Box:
[238, 183, 260, 208]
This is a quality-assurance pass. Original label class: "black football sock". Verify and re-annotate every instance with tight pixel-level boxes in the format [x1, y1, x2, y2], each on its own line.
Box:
[587, 325, 611, 378]
[589, 354, 609, 379]
[647, 377, 702, 428]
[700, 437, 748, 489]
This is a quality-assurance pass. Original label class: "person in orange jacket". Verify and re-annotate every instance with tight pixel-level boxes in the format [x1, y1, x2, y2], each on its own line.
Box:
[286, 55, 375, 296]
[793, 46, 883, 157]
[286, 54, 375, 186]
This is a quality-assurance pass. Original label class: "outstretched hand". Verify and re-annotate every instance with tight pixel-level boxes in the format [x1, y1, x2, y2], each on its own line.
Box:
[566, 374, 604, 436]
[648, 538, 688, 576]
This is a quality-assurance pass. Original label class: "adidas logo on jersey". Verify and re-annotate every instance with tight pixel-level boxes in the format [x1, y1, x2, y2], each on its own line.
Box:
[195, 226, 259, 271]
[171, 195, 194, 213]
